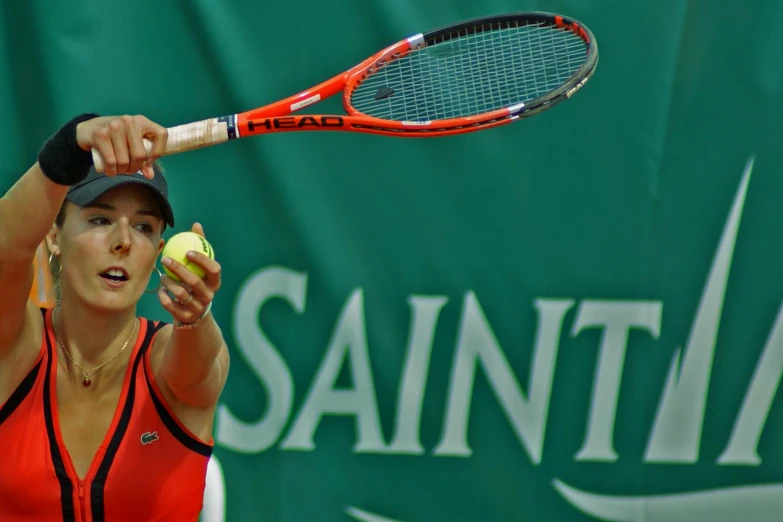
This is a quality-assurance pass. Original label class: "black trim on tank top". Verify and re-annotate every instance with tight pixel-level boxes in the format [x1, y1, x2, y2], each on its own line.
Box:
[143, 322, 213, 458]
[0, 359, 41, 426]
[41, 310, 76, 522]
[89, 320, 153, 522]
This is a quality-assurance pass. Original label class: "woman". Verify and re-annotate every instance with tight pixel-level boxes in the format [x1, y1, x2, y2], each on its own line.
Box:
[0, 114, 229, 521]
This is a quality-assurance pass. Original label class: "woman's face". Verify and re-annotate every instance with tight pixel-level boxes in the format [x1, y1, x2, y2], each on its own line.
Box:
[48, 184, 166, 312]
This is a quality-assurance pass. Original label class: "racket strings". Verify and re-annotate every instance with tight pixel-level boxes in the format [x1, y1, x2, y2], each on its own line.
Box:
[350, 20, 588, 122]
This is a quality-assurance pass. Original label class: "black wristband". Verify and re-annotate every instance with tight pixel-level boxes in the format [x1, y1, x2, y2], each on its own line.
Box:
[37, 113, 100, 186]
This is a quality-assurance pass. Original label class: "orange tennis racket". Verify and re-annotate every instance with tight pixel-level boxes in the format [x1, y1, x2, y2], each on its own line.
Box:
[92, 12, 598, 170]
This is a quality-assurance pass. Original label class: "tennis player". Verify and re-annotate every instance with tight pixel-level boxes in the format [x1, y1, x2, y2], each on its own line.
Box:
[0, 114, 229, 521]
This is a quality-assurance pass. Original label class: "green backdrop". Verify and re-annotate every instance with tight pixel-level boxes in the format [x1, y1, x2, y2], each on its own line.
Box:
[3, 1, 783, 521]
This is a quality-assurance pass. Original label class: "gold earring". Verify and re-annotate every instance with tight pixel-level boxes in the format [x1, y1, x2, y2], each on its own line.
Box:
[145, 267, 163, 294]
[48, 251, 62, 278]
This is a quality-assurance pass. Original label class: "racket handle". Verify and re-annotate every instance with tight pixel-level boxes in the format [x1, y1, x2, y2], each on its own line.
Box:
[91, 118, 232, 172]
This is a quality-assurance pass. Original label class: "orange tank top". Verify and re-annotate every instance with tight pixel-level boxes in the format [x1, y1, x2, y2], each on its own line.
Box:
[0, 308, 213, 521]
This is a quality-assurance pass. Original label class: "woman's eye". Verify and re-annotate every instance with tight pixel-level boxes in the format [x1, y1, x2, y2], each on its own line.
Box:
[90, 217, 110, 225]
[135, 223, 153, 233]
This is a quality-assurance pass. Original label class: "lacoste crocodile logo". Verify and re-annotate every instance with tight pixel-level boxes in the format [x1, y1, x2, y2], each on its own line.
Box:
[141, 431, 160, 445]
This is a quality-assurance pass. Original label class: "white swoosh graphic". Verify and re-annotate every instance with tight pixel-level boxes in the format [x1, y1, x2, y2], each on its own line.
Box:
[346, 506, 405, 522]
[645, 155, 755, 462]
[553, 479, 783, 522]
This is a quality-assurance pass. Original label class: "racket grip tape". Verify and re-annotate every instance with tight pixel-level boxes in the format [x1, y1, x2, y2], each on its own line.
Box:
[91, 118, 231, 172]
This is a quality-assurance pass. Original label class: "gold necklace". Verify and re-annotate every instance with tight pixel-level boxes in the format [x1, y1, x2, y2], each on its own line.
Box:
[52, 308, 137, 387]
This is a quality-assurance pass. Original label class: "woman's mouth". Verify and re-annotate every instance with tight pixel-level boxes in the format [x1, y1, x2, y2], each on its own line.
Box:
[100, 267, 129, 282]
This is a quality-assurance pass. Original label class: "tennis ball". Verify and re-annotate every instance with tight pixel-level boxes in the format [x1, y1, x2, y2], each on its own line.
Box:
[161, 231, 215, 282]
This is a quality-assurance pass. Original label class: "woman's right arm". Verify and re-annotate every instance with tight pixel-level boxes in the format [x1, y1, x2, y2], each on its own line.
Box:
[0, 114, 168, 355]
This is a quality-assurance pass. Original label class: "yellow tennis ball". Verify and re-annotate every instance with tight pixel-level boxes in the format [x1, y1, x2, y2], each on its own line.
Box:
[161, 231, 215, 282]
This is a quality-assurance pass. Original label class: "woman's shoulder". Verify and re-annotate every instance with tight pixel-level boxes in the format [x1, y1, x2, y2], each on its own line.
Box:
[0, 302, 47, 404]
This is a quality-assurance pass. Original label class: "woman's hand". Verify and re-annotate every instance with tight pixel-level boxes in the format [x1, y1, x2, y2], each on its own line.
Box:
[75, 115, 167, 179]
[157, 223, 221, 327]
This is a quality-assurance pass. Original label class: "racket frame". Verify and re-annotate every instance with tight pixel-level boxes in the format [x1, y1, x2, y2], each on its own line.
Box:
[237, 11, 598, 137]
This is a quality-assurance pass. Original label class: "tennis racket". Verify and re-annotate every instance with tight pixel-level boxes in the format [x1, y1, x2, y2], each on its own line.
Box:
[92, 11, 598, 170]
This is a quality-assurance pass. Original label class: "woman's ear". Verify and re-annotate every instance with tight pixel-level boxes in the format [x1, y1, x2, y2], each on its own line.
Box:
[157, 238, 165, 257]
[45, 224, 60, 257]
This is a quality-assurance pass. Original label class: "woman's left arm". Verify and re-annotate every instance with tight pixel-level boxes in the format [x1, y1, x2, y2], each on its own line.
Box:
[157, 223, 229, 408]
